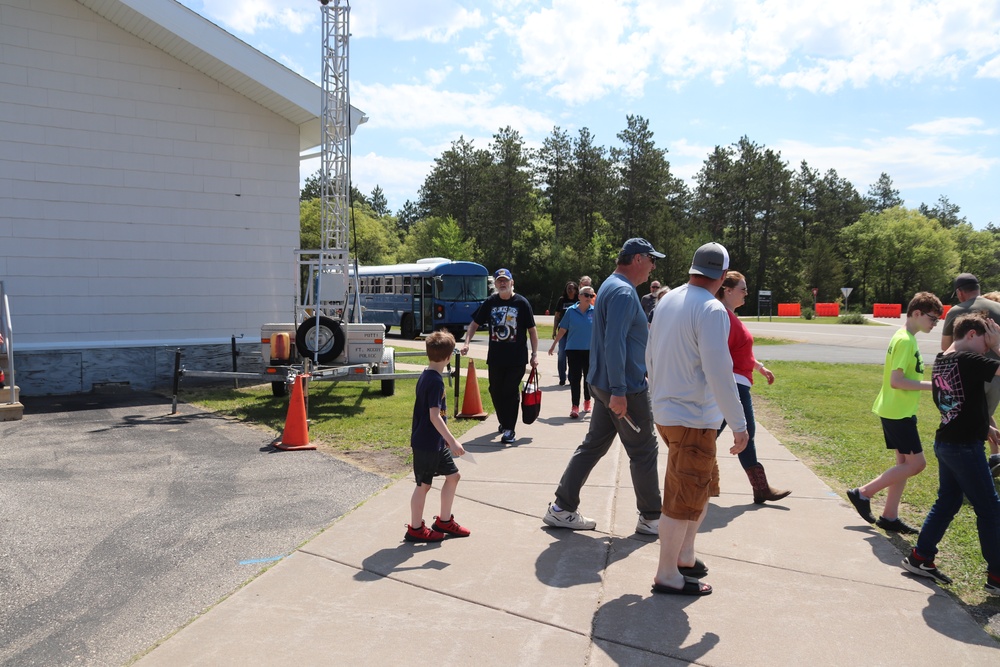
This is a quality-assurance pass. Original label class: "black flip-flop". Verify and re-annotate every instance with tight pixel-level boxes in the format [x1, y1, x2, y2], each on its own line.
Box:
[678, 558, 708, 579]
[651, 576, 712, 596]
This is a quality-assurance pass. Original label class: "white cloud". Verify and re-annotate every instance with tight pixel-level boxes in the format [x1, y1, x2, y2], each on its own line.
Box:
[351, 0, 485, 42]
[196, 0, 313, 35]
[353, 82, 554, 135]
[505, 0, 1000, 101]
[908, 117, 996, 136]
[977, 55, 1000, 78]
[504, 0, 651, 104]
[351, 152, 434, 208]
[774, 135, 998, 194]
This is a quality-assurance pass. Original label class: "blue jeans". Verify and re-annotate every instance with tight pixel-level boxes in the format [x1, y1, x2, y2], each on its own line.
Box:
[719, 383, 758, 469]
[554, 387, 662, 519]
[915, 439, 1000, 574]
[557, 335, 568, 383]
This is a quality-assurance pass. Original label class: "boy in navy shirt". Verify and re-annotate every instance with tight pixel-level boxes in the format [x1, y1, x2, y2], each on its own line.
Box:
[406, 331, 471, 543]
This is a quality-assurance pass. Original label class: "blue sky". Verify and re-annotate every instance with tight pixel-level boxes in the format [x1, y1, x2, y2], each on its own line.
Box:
[176, 0, 1000, 228]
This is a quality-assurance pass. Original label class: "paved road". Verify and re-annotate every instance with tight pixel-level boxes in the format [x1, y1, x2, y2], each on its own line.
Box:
[745, 316, 943, 365]
[0, 392, 387, 667]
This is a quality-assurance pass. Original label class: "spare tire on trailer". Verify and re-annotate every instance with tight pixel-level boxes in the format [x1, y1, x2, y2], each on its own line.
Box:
[295, 316, 346, 364]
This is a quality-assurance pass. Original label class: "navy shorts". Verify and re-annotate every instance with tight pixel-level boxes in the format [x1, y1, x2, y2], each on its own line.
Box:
[412, 447, 459, 486]
[880, 416, 922, 455]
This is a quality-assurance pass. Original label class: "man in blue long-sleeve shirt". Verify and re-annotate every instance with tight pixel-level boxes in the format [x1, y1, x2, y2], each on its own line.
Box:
[543, 238, 664, 535]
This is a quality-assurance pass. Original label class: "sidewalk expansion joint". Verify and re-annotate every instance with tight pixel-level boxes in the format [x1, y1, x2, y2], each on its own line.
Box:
[295, 548, 590, 640]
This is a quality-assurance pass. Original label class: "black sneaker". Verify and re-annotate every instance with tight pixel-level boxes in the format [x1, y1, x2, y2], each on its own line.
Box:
[847, 488, 876, 524]
[500, 429, 516, 444]
[876, 516, 920, 535]
[990, 454, 1000, 479]
[902, 553, 952, 585]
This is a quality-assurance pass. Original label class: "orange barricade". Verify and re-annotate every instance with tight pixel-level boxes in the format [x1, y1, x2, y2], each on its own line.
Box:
[873, 303, 902, 318]
[815, 303, 840, 317]
[942, 305, 951, 317]
[777, 303, 801, 317]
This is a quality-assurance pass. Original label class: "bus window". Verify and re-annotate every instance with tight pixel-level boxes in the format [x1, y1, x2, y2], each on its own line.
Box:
[384, 277, 394, 294]
[437, 275, 489, 302]
[402, 276, 411, 294]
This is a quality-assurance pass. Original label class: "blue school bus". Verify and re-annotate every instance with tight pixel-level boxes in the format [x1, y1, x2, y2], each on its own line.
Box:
[350, 258, 489, 339]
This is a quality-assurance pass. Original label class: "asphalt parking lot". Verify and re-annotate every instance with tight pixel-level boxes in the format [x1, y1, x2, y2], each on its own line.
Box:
[0, 391, 387, 666]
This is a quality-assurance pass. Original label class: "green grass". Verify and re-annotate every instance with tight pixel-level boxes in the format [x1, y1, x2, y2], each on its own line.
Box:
[179, 368, 494, 475]
[753, 336, 795, 346]
[761, 316, 884, 325]
[754, 361, 1000, 618]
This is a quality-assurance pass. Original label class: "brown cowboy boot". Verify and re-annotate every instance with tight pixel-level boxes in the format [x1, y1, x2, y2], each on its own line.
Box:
[746, 463, 791, 504]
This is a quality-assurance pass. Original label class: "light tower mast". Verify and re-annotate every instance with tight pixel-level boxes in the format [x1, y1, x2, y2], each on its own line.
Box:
[317, 0, 351, 312]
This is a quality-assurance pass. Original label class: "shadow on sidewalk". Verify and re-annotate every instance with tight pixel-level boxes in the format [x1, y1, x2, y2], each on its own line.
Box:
[595, 592, 719, 664]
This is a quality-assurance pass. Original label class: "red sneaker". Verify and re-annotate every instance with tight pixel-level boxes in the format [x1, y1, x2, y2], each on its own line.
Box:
[405, 520, 445, 542]
[583, 400, 592, 412]
[570, 406, 580, 419]
[432, 515, 471, 537]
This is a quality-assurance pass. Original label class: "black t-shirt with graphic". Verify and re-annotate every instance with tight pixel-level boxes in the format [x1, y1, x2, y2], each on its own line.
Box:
[932, 351, 1000, 443]
[471, 293, 536, 367]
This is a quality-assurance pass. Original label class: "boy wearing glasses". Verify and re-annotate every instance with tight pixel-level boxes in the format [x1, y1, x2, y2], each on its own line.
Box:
[847, 291, 943, 533]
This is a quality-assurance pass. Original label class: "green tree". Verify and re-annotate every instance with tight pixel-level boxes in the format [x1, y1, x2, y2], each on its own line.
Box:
[948, 222, 1000, 290]
[369, 185, 389, 217]
[794, 162, 865, 303]
[537, 126, 575, 240]
[398, 216, 475, 263]
[919, 195, 967, 229]
[473, 126, 538, 270]
[349, 204, 399, 265]
[693, 137, 800, 308]
[841, 208, 957, 305]
[395, 199, 421, 235]
[864, 172, 903, 213]
[611, 115, 670, 241]
[418, 136, 490, 231]
[570, 127, 613, 240]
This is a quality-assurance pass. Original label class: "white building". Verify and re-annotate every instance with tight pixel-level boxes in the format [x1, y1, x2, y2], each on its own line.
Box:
[0, 0, 325, 395]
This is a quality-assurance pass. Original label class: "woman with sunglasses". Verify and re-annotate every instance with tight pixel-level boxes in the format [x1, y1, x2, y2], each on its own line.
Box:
[549, 287, 596, 419]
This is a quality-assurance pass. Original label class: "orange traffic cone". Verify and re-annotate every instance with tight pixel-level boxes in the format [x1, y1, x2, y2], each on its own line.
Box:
[457, 360, 488, 420]
[274, 374, 316, 451]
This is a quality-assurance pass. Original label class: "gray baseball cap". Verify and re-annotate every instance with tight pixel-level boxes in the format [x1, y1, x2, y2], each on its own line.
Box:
[689, 242, 730, 280]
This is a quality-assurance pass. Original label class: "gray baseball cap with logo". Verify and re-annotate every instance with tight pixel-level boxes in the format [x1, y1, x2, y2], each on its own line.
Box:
[689, 242, 730, 280]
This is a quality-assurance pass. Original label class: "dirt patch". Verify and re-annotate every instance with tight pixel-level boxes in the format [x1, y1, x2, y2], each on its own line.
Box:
[319, 444, 409, 478]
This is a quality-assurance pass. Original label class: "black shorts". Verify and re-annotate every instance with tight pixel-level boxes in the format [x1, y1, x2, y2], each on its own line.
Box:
[880, 416, 922, 455]
[412, 447, 459, 486]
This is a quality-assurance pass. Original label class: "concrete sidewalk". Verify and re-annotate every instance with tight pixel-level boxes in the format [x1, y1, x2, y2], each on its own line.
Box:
[135, 364, 998, 666]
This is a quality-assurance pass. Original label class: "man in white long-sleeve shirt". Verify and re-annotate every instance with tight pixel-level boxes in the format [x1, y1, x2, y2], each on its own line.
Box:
[646, 242, 749, 597]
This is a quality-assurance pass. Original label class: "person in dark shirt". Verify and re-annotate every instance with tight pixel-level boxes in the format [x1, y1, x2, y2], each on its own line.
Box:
[406, 331, 470, 543]
[461, 268, 539, 444]
[902, 312, 1000, 596]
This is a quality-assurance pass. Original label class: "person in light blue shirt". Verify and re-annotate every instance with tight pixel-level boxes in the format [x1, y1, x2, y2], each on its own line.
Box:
[543, 238, 664, 535]
[548, 285, 596, 418]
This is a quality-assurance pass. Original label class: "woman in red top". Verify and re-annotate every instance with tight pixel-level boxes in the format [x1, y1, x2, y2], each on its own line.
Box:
[717, 271, 791, 504]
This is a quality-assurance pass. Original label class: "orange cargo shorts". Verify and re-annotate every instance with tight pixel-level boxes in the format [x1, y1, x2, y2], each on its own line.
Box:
[656, 425, 720, 521]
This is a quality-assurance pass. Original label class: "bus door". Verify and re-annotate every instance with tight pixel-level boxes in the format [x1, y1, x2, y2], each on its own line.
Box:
[421, 277, 435, 333]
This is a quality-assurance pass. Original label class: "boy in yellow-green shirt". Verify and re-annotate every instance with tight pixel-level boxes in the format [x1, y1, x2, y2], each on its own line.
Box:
[847, 292, 943, 533]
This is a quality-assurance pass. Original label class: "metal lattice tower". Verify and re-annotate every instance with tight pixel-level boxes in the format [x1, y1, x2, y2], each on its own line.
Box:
[317, 0, 351, 317]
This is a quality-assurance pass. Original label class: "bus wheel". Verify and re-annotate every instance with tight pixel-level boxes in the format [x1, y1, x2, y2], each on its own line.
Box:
[400, 313, 417, 340]
[271, 381, 287, 397]
[295, 316, 345, 364]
